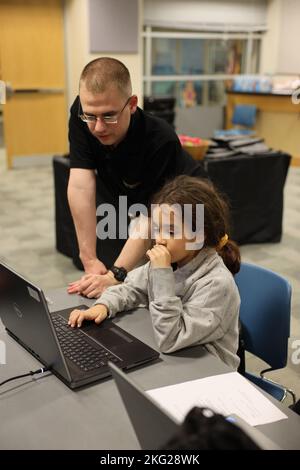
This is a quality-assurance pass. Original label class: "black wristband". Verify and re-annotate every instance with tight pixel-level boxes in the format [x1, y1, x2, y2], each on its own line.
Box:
[110, 266, 127, 282]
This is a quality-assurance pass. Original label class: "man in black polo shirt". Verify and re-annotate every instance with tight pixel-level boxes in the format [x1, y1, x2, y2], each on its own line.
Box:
[67, 57, 207, 298]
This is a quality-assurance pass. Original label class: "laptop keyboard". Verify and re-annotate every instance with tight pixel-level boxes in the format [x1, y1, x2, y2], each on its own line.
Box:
[52, 314, 121, 372]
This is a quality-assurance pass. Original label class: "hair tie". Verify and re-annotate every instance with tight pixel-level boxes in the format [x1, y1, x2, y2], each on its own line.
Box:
[217, 234, 228, 250]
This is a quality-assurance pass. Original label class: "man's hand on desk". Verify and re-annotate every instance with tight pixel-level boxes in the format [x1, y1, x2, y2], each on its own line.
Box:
[68, 304, 108, 327]
[82, 258, 107, 275]
[67, 272, 120, 298]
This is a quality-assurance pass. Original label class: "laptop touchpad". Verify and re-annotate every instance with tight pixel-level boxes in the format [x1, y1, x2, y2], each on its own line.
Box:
[83, 325, 133, 348]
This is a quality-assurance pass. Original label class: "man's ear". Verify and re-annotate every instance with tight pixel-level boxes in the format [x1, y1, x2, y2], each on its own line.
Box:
[130, 95, 138, 114]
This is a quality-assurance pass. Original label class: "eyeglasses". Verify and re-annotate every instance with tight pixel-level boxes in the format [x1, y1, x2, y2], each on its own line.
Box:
[78, 96, 132, 125]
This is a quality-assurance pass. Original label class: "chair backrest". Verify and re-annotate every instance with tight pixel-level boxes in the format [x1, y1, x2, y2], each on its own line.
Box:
[232, 105, 257, 128]
[235, 262, 291, 370]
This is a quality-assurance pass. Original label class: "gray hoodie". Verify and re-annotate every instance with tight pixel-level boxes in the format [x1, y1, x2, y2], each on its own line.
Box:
[95, 247, 240, 369]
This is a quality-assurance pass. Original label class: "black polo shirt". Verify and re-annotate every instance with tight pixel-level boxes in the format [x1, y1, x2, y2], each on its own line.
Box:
[69, 96, 207, 206]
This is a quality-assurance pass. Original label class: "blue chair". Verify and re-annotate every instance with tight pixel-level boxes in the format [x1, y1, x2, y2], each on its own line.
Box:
[214, 104, 257, 137]
[235, 262, 296, 404]
[232, 104, 257, 128]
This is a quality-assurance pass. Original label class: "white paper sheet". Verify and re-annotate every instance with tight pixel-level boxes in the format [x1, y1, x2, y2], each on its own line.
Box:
[147, 372, 287, 426]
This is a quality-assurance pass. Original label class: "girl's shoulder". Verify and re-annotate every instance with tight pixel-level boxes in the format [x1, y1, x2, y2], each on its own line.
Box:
[192, 252, 236, 288]
[125, 261, 151, 284]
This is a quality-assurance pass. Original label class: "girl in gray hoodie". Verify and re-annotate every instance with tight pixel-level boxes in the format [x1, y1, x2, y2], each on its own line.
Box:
[69, 176, 241, 369]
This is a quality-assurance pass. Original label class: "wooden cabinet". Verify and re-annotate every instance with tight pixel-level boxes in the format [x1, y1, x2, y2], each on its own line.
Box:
[226, 91, 300, 166]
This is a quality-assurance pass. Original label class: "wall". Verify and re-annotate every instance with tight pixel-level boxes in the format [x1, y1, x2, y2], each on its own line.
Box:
[63, 0, 143, 109]
[277, 0, 300, 74]
[175, 106, 224, 138]
[144, 0, 267, 27]
[260, 0, 300, 75]
[260, 0, 281, 74]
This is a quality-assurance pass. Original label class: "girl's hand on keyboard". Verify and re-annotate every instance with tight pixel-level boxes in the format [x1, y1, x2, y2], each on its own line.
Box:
[68, 304, 108, 328]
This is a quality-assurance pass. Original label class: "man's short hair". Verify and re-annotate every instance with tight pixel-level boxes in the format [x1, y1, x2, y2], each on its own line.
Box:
[80, 57, 132, 96]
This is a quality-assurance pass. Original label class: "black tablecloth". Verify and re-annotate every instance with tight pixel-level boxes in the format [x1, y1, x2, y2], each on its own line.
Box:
[53, 152, 291, 269]
[53, 156, 126, 270]
[53, 156, 79, 262]
[204, 152, 291, 244]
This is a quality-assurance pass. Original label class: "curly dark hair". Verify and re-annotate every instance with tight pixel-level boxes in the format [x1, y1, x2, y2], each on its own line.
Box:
[151, 175, 240, 274]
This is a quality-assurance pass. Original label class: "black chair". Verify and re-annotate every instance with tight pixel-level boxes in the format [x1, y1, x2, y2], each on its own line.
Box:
[143, 95, 176, 126]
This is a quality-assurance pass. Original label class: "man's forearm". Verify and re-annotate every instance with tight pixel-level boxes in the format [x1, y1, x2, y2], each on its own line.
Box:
[67, 185, 97, 264]
[114, 235, 152, 272]
[114, 216, 152, 271]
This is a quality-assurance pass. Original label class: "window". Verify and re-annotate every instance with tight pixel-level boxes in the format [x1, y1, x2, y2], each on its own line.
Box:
[143, 28, 263, 107]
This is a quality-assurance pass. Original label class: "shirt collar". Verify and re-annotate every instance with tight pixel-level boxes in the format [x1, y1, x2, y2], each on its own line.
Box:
[174, 247, 216, 279]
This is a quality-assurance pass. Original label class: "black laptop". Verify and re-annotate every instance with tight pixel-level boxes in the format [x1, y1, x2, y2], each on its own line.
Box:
[0, 261, 159, 389]
[109, 363, 281, 450]
[109, 362, 180, 449]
